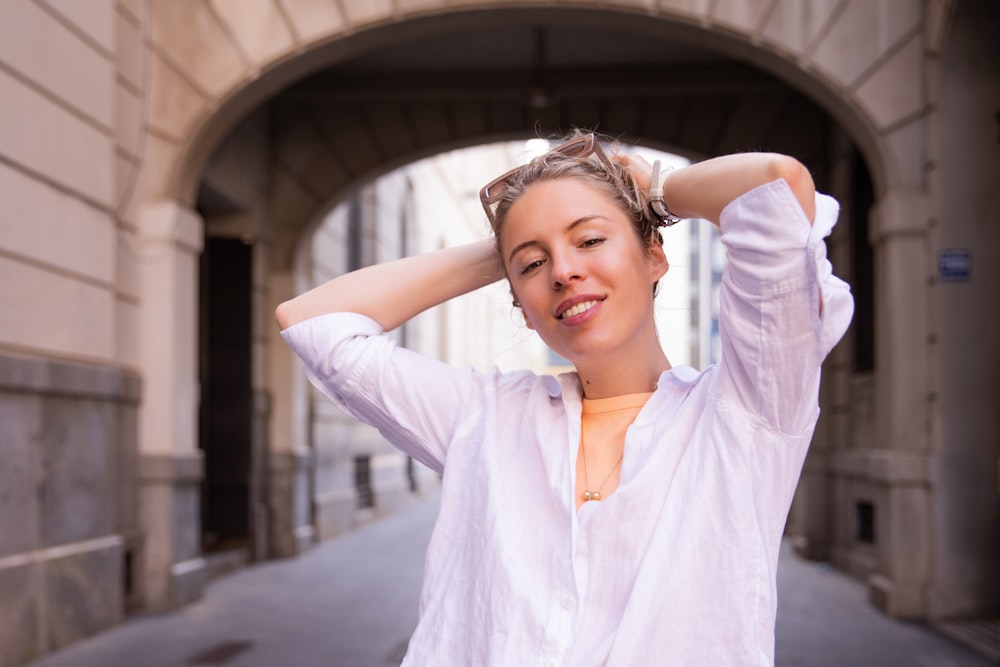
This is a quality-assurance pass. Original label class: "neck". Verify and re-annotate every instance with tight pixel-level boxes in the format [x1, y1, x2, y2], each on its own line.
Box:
[575, 340, 671, 399]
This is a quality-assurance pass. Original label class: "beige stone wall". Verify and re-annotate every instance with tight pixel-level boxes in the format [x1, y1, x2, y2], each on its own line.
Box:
[0, 1, 122, 365]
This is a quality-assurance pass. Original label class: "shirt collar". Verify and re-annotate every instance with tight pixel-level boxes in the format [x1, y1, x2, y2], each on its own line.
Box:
[553, 372, 579, 399]
[551, 366, 702, 399]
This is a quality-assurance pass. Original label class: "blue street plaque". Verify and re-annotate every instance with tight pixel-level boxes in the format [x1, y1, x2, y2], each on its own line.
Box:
[938, 249, 971, 282]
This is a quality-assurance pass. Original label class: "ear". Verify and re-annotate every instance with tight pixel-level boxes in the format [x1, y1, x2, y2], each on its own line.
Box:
[522, 310, 535, 331]
[647, 242, 669, 282]
[511, 292, 535, 330]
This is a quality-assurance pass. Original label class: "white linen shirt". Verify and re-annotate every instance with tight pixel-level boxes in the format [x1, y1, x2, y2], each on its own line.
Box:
[281, 179, 854, 667]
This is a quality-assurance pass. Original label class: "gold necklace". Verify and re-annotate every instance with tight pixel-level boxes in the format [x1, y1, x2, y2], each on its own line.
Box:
[580, 426, 624, 502]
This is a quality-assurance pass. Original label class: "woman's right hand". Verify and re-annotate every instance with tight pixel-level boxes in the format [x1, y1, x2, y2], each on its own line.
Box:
[620, 152, 816, 227]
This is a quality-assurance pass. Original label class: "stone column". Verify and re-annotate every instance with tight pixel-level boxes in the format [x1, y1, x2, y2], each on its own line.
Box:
[863, 189, 934, 618]
[136, 201, 206, 610]
[266, 268, 314, 557]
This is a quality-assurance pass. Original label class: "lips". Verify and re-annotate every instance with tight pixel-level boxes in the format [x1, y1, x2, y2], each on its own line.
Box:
[556, 296, 604, 320]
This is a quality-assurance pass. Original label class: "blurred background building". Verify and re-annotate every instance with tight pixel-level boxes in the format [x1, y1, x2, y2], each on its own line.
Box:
[0, 0, 997, 664]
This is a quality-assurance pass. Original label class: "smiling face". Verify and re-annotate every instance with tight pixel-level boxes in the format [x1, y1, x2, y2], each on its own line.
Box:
[501, 177, 668, 367]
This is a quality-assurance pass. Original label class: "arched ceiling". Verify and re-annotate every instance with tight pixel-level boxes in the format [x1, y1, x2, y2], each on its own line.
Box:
[197, 8, 837, 264]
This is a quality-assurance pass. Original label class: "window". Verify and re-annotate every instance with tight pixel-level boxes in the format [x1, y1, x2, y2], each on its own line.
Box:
[856, 500, 875, 544]
[355, 455, 374, 509]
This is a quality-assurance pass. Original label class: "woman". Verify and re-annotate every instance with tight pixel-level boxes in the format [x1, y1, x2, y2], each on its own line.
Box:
[276, 132, 853, 666]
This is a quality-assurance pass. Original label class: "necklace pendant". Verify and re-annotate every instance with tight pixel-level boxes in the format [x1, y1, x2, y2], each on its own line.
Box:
[582, 490, 602, 502]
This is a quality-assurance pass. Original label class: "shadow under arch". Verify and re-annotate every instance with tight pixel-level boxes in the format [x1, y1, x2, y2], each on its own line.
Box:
[169, 4, 890, 219]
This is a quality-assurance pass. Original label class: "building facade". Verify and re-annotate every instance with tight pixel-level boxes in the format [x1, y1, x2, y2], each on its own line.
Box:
[1, 0, 997, 664]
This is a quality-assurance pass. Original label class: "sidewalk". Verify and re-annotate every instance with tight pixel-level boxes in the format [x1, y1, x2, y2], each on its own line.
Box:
[774, 543, 995, 667]
[26, 494, 994, 667]
[28, 496, 435, 667]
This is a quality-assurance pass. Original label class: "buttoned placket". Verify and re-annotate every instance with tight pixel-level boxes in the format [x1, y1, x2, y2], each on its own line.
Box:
[537, 382, 587, 667]
[541, 373, 674, 667]
[538, 547, 581, 667]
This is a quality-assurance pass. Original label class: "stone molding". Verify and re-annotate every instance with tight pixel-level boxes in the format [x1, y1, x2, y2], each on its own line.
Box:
[799, 449, 830, 475]
[266, 448, 314, 557]
[138, 451, 204, 485]
[313, 487, 358, 541]
[268, 447, 311, 474]
[869, 573, 926, 619]
[868, 189, 931, 243]
[0, 350, 140, 403]
[169, 556, 207, 608]
[293, 524, 315, 551]
[313, 487, 356, 508]
[138, 200, 205, 254]
[830, 449, 932, 486]
[0, 534, 123, 572]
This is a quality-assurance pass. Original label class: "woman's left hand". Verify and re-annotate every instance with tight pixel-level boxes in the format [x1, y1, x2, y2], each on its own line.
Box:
[615, 153, 655, 196]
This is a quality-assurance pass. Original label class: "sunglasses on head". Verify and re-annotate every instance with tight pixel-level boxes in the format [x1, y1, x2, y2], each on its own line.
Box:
[478, 134, 622, 225]
[479, 134, 682, 228]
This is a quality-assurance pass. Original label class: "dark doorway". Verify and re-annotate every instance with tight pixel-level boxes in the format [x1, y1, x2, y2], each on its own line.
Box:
[199, 237, 253, 553]
[850, 150, 875, 373]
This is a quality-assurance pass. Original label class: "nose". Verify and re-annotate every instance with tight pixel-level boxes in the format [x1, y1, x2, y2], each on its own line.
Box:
[549, 249, 582, 289]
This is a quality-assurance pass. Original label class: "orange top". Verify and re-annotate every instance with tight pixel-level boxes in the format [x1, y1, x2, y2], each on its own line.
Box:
[578, 392, 654, 503]
[581, 391, 654, 443]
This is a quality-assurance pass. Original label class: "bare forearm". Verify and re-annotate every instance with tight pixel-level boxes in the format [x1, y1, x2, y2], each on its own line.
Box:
[275, 239, 505, 331]
[662, 153, 816, 225]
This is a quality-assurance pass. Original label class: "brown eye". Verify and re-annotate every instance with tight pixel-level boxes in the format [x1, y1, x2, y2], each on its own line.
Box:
[520, 259, 545, 275]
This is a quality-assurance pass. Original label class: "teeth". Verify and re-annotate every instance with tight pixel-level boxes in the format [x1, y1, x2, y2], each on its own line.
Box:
[560, 300, 599, 319]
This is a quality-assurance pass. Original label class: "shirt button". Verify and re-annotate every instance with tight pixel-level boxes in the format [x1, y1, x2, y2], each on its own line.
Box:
[560, 595, 574, 610]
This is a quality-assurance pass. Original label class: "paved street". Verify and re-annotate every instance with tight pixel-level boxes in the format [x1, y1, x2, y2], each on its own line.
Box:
[27, 494, 993, 667]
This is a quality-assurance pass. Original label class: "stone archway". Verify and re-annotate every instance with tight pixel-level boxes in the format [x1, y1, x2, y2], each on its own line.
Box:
[132, 0, 953, 623]
[147, 1, 925, 205]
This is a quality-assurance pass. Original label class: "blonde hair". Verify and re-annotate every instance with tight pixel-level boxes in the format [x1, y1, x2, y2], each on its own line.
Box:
[488, 130, 664, 262]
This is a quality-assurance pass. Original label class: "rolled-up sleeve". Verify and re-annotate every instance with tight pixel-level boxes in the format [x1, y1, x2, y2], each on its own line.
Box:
[713, 178, 854, 435]
[281, 312, 482, 473]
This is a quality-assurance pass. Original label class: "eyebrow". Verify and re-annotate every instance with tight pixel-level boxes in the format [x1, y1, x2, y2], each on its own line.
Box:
[506, 215, 609, 265]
